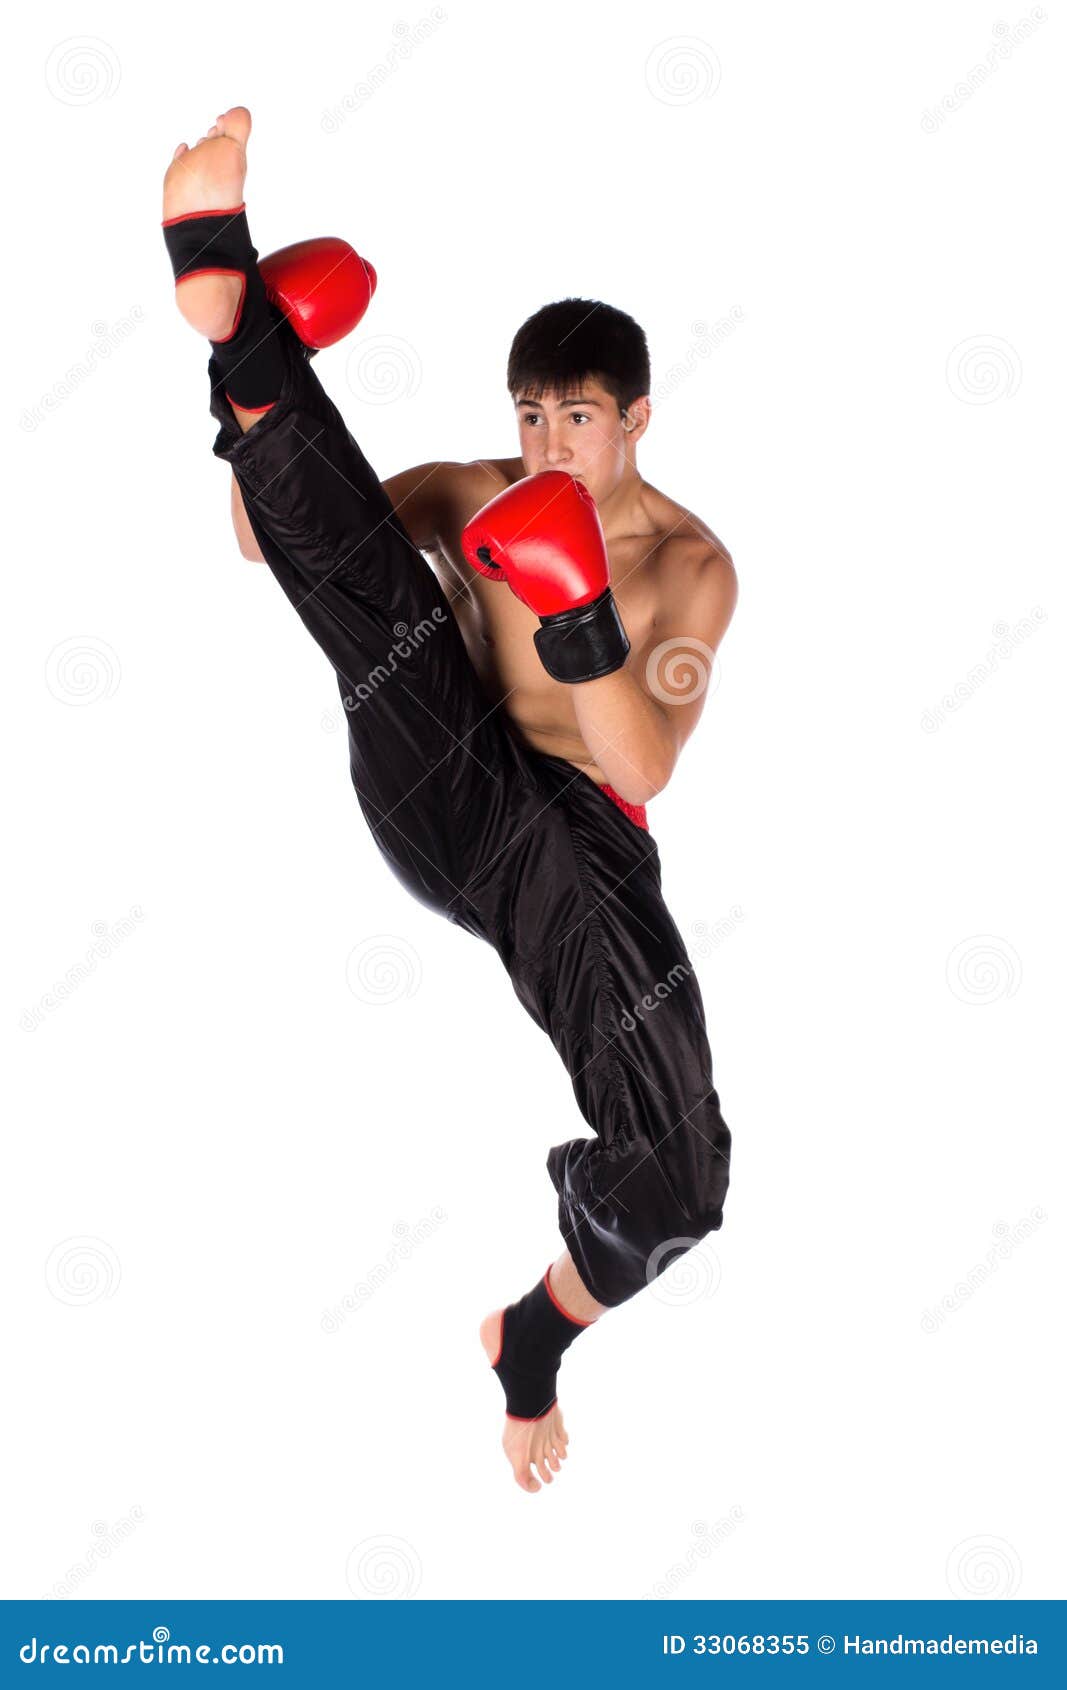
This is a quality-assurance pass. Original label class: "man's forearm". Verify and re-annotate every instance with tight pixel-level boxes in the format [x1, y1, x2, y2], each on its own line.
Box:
[571, 668, 678, 805]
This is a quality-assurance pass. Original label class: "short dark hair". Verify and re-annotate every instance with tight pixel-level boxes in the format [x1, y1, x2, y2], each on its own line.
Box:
[507, 298, 651, 414]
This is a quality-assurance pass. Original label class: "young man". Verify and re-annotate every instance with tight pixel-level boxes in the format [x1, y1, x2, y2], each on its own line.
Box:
[164, 106, 736, 1495]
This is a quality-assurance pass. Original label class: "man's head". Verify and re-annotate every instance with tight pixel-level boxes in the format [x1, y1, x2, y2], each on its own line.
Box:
[507, 298, 651, 501]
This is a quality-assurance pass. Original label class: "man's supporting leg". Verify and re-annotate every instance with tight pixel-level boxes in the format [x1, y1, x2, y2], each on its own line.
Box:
[499, 757, 733, 1310]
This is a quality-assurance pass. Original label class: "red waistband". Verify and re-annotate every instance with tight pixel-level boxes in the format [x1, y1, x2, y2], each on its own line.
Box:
[600, 784, 649, 830]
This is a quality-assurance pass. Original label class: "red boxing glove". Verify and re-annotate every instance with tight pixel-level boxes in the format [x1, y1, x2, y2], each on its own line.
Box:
[462, 471, 630, 683]
[259, 237, 377, 349]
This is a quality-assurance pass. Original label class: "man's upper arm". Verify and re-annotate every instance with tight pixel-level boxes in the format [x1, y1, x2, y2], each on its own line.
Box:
[381, 461, 464, 552]
[382, 459, 508, 554]
[633, 545, 738, 751]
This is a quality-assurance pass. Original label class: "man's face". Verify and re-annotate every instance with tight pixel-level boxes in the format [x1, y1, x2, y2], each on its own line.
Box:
[514, 377, 633, 503]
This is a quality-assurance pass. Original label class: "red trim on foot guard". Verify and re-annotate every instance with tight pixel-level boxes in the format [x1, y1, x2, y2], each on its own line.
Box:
[161, 203, 247, 228]
[542, 1267, 595, 1327]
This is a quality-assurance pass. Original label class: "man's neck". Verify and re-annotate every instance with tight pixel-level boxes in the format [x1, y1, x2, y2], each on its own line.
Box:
[595, 462, 647, 541]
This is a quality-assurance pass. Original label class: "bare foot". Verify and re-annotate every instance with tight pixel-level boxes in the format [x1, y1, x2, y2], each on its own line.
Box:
[480, 1310, 570, 1493]
[162, 106, 252, 342]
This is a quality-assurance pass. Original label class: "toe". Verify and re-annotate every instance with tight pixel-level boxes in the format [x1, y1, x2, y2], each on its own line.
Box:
[514, 1463, 540, 1494]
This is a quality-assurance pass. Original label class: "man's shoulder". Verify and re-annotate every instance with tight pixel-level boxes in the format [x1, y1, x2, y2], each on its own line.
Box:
[641, 483, 735, 581]
[440, 456, 525, 500]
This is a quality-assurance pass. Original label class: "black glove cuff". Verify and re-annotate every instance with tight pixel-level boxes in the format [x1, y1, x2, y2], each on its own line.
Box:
[534, 587, 630, 684]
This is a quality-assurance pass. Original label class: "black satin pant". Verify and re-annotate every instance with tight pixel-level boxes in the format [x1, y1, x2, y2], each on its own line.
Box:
[207, 324, 731, 1307]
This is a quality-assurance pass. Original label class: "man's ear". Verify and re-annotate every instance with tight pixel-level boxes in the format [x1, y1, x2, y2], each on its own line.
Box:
[621, 395, 651, 442]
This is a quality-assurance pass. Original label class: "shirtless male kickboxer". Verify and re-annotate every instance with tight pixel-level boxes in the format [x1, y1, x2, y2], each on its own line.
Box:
[163, 106, 737, 1494]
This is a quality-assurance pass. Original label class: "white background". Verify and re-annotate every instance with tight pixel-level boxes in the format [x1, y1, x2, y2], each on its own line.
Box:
[3, 0, 1063, 1602]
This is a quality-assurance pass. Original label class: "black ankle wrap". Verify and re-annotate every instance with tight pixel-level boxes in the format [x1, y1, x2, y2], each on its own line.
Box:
[491, 1268, 590, 1421]
[162, 204, 285, 412]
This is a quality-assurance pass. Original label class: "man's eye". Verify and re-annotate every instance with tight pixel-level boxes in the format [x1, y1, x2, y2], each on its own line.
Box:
[521, 414, 542, 426]
[570, 412, 590, 425]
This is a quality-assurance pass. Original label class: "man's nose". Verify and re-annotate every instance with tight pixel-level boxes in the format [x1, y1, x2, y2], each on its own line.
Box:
[541, 429, 572, 465]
